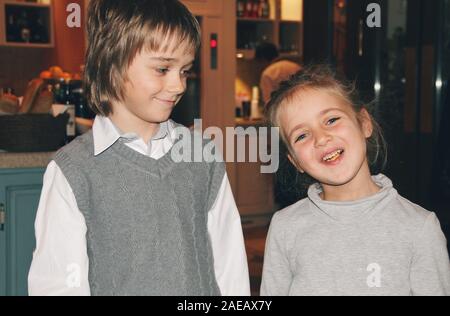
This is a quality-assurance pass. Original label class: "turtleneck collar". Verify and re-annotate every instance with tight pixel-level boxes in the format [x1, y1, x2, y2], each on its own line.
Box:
[307, 174, 398, 223]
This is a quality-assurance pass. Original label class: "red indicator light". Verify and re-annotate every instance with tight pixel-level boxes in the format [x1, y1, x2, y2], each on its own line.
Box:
[210, 39, 218, 48]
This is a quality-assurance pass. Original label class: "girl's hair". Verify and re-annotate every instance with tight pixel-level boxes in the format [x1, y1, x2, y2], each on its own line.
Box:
[84, 0, 201, 116]
[265, 64, 387, 171]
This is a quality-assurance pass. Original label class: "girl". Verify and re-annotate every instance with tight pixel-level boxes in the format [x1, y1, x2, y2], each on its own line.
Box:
[261, 65, 450, 296]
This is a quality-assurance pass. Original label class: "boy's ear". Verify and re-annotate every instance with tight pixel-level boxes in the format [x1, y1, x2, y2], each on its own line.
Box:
[360, 108, 373, 139]
[287, 153, 305, 174]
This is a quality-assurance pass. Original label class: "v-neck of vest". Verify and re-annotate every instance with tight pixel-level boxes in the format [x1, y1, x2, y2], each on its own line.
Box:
[109, 137, 181, 178]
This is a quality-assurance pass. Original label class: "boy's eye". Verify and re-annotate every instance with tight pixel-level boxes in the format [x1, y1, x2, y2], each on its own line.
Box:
[327, 117, 340, 125]
[181, 68, 193, 77]
[156, 67, 169, 74]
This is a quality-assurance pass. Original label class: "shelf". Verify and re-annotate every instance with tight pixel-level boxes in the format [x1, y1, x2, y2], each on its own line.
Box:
[236, 49, 255, 60]
[279, 20, 301, 24]
[236, 20, 275, 51]
[237, 17, 275, 23]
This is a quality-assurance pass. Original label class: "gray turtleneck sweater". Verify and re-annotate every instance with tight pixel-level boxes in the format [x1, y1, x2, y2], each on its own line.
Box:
[261, 174, 450, 296]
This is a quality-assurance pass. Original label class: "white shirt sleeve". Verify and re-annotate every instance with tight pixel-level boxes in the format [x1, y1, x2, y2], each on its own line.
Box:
[207, 174, 251, 296]
[28, 161, 90, 296]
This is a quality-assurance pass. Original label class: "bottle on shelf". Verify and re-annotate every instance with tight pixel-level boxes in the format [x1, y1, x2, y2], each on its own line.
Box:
[261, 0, 270, 18]
[237, 0, 245, 17]
[237, 91, 251, 120]
[252, 0, 260, 18]
[244, 0, 253, 18]
[53, 78, 76, 143]
[250, 86, 261, 120]
[258, 0, 264, 18]
[238, 0, 270, 19]
[54, 78, 74, 106]
[63, 80, 76, 142]
[6, 14, 20, 42]
[71, 81, 94, 119]
[52, 78, 64, 104]
[16, 11, 31, 43]
[242, 100, 251, 120]
[31, 17, 48, 43]
[70, 81, 94, 135]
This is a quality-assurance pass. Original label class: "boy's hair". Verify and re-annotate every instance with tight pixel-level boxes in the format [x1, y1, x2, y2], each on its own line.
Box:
[265, 64, 387, 170]
[84, 0, 201, 116]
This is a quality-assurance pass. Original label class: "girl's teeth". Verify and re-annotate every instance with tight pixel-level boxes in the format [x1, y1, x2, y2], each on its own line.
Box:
[328, 154, 340, 162]
[323, 150, 343, 162]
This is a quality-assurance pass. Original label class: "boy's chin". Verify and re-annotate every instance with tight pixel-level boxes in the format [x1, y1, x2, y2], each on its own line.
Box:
[142, 112, 172, 124]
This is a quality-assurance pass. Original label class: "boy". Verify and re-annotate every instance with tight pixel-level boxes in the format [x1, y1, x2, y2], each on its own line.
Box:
[28, 0, 250, 296]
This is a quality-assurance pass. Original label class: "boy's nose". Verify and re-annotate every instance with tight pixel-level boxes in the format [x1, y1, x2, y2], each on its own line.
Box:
[167, 74, 186, 95]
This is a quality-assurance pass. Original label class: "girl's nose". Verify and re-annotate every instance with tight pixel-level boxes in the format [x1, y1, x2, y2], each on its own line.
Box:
[314, 130, 332, 147]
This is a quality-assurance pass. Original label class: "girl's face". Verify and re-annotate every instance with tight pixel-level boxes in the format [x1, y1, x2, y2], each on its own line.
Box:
[280, 88, 373, 187]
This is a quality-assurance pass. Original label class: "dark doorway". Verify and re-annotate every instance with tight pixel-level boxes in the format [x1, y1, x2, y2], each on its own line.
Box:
[330, 0, 450, 243]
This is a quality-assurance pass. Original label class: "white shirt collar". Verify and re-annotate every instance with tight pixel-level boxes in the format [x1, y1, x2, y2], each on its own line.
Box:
[92, 116, 173, 156]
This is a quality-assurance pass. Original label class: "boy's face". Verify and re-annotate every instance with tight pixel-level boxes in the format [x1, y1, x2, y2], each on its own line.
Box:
[280, 88, 373, 187]
[112, 41, 195, 125]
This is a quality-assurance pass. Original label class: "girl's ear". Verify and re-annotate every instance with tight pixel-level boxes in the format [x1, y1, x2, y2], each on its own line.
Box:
[360, 108, 374, 139]
[287, 153, 305, 173]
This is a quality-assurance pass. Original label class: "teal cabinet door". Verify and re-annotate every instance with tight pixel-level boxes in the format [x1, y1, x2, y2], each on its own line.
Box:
[0, 169, 44, 296]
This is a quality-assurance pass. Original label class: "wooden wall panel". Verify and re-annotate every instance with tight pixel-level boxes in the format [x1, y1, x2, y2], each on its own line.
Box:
[0, 0, 85, 95]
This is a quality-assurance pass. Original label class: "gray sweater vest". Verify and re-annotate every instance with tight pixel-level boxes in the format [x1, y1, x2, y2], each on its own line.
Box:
[54, 129, 224, 296]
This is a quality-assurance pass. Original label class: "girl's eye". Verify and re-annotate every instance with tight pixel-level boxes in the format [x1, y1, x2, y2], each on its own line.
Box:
[327, 117, 340, 125]
[295, 133, 307, 143]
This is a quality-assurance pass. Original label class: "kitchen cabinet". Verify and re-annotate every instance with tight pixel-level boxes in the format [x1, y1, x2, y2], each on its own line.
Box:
[234, 1, 304, 222]
[236, 0, 303, 59]
[0, 168, 44, 296]
[0, 0, 54, 48]
[235, 0, 303, 120]
[233, 122, 275, 223]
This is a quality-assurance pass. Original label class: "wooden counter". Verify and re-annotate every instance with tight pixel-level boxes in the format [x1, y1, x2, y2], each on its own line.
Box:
[0, 152, 54, 169]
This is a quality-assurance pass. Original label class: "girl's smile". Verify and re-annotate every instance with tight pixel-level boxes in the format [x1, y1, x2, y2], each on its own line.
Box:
[321, 148, 345, 164]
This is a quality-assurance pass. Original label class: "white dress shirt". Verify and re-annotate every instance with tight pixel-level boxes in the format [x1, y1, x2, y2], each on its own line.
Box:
[28, 116, 250, 296]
